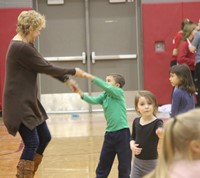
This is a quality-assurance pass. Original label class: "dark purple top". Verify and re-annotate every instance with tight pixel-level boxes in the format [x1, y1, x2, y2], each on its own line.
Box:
[171, 87, 195, 117]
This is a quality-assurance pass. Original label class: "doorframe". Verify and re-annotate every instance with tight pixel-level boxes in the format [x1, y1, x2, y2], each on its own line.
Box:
[84, 0, 92, 112]
[32, 0, 143, 113]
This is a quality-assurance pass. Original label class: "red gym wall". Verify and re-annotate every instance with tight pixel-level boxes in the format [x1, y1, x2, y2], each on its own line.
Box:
[0, 8, 31, 112]
[142, 1, 200, 105]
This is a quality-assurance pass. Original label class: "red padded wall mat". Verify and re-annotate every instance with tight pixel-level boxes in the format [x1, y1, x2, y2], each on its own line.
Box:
[0, 8, 31, 112]
[142, 2, 200, 104]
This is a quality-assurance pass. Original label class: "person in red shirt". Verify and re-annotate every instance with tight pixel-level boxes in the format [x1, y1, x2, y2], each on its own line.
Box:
[171, 18, 192, 66]
[177, 22, 197, 80]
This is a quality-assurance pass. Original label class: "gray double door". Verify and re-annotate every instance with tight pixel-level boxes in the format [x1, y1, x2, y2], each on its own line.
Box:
[33, 0, 143, 113]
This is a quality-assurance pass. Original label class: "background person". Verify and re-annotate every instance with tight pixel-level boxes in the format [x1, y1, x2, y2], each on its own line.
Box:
[177, 22, 197, 80]
[169, 64, 195, 117]
[188, 21, 200, 107]
[171, 18, 191, 66]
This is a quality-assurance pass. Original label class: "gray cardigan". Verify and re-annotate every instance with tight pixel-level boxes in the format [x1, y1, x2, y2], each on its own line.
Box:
[3, 40, 75, 136]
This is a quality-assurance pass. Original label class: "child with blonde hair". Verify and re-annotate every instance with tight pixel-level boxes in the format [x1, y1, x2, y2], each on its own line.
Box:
[143, 109, 200, 178]
[130, 90, 163, 178]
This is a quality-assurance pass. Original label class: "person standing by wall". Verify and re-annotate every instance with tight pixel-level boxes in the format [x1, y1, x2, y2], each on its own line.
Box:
[3, 10, 81, 178]
[177, 22, 197, 80]
[188, 21, 200, 107]
[170, 18, 191, 66]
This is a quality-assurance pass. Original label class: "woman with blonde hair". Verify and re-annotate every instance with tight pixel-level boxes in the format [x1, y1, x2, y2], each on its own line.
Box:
[143, 109, 200, 178]
[3, 10, 81, 177]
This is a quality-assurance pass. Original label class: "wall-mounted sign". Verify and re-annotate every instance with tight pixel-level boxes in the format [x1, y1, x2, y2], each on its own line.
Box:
[155, 41, 165, 52]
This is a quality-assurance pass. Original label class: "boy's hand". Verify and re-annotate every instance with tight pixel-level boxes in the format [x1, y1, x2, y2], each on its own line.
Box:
[75, 68, 94, 80]
[75, 68, 85, 77]
[65, 79, 79, 92]
[65, 79, 83, 97]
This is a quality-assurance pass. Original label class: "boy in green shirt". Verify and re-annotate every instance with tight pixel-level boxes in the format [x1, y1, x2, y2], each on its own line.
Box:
[75, 71, 132, 178]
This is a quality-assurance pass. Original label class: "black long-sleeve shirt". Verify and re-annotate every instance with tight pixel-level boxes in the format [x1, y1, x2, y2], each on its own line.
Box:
[131, 117, 163, 160]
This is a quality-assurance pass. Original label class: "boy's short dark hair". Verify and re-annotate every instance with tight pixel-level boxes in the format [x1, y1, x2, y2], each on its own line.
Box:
[108, 74, 125, 88]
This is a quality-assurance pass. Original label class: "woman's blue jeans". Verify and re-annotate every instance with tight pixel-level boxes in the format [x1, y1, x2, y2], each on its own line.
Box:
[19, 121, 51, 160]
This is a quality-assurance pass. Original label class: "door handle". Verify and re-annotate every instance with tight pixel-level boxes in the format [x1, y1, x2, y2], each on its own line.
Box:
[44, 52, 86, 64]
[91, 51, 137, 63]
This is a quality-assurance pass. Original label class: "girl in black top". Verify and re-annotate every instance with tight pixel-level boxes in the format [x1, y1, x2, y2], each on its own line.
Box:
[130, 90, 163, 178]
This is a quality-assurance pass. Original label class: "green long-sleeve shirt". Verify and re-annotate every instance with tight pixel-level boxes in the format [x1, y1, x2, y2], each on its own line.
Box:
[82, 77, 129, 132]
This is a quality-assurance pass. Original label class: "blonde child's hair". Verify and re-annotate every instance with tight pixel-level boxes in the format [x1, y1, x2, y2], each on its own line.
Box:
[134, 90, 158, 116]
[143, 109, 200, 178]
[16, 10, 46, 37]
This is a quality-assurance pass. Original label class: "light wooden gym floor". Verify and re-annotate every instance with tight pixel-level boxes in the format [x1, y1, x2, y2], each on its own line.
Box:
[0, 111, 169, 178]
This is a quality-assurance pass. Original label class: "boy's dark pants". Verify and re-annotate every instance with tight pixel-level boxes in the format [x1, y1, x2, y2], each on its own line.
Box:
[96, 128, 132, 178]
